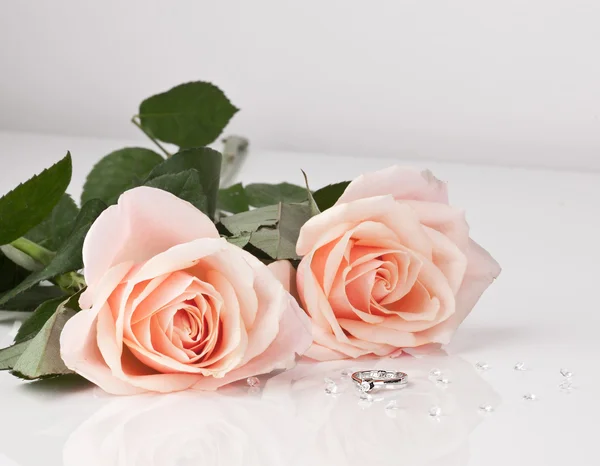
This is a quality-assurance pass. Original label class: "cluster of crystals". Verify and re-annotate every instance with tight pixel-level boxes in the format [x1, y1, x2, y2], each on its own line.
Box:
[428, 368, 451, 387]
[321, 362, 579, 417]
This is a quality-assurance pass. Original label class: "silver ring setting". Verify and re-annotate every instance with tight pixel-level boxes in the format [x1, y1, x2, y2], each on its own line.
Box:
[352, 370, 408, 393]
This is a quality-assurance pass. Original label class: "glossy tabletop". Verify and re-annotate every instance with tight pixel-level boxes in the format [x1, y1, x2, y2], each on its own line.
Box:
[0, 131, 598, 466]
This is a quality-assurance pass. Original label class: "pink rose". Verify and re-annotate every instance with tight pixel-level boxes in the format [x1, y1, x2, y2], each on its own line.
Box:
[60, 187, 311, 395]
[295, 166, 501, 361]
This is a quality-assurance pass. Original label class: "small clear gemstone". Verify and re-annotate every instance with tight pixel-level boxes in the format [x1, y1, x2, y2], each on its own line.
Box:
[429, 368, 442, 378]
[428, 405, 442, 417]
[436, 377, 451, 386]
[248, 386, 261, 395]
[560, 368, 573, 378]
[385, 400, 401, 411]
[475, 361, 490, 371]
[359, 381, 372, 393]
[377, 370, 387, 378]
[523, 393, 537, 401]
[386, 372, 395, 379]
[371, 370, 379, 378]
[325, 381, 339, 395]
[514, 362, 527, 371]
[559, 380, 574, 391]
[246, 376, 260, 387]
[324, 377, 335, 384]
[479, 404, 494, 413]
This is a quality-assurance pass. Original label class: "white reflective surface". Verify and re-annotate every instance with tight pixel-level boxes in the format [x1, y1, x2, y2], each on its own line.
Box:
[1, 132, 599, 465]
[1, 354, 502, 466]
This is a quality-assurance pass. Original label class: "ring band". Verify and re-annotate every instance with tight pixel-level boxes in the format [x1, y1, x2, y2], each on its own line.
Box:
[352, 370, 408, 393]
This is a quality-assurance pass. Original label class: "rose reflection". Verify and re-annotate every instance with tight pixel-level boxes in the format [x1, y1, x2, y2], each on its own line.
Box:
[263, 352, 501, 466]
[62, 393, 304, 466]
[63, 353, 499, 466]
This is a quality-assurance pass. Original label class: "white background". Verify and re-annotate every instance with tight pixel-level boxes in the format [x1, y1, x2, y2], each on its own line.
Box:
[1, 0, 599, 170]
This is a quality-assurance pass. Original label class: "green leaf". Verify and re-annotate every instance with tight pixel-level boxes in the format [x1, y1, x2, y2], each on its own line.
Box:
[225, 232, 251, 249]
[221, 203, 311, 260]
[0, 251, 29, 293]
[301, 170, 320, 216]
[144, 170, 207, 212]
[312, 181, 351, 211]
[218, 183, 249, 214]
[0, 200, 106, 306]
[10, 296, 79, 379]
[221, 204, 279, 236]
[0, 153, 72, 245]
[138, 81, 238, 148]
[14, 296, 66, 343]
[1, 286, 66, 311]
[147, 148, 222, 219]
[245, 182, 308, 208]
[81, 147, 164, 205]
[0, 341, 29, 371]
[25, 194, 79, 250]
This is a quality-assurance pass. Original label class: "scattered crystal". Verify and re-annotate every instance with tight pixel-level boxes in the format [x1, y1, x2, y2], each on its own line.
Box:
[560, 368, 573, 378]
[475, 361, 490, 371]
[385, 400, 401, 411]
[371, 370, 380, 378]
[436, 377, 451, 386]
[522, 393, 537, 401]
[478, 404, 494, 413]
[386, 372, 395, 378]
[325, 381, 339, 395]
[514, 362, 527, 371]
[428, 405, 442, 418]
[429, 368, 442, 378]
[340, 369, 353, 378]
[246, 376, 260, 387]
[248, 386, 261, 395]
[559, 380, 574, 391]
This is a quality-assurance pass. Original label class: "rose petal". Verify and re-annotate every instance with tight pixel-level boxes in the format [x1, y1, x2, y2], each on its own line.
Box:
[267, 260, 297, 298]
[83, 187, 219, 290]
[192, 293, 312, 390]
[336, 166, 448, 206]
[420, 240, 501, 344]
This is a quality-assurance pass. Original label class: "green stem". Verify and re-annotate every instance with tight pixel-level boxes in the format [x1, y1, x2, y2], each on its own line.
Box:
[131, 115, 172, 158]
[54, 271, 86, 293]
[10, 237, 55, 266]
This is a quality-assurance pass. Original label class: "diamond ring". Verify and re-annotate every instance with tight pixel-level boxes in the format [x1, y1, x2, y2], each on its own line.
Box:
[352, 370, 408, 393]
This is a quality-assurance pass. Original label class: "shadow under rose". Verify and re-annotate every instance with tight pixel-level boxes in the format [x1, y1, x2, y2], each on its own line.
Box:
[62, 353, 500, 466]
